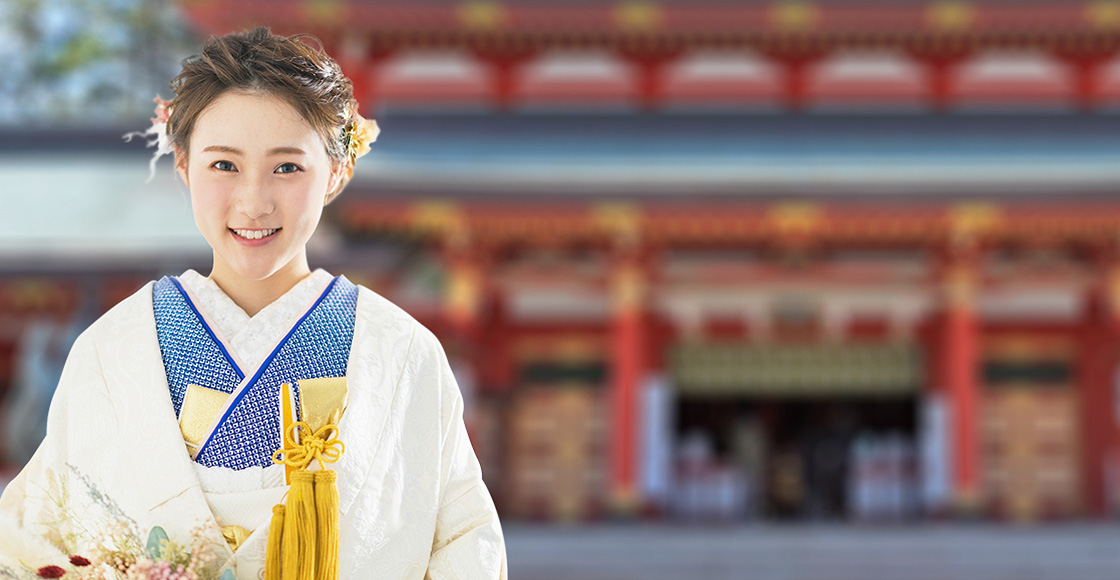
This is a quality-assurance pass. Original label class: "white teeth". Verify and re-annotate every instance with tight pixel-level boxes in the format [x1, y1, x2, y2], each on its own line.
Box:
[233, 228, 278, 240]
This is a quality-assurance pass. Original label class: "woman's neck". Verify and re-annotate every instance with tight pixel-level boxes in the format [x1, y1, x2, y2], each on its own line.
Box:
[208, 255, 312, 317]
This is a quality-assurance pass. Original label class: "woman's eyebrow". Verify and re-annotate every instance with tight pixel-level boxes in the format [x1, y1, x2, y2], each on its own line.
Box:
[268, 146, 306, 156]
[201, 145, 306, 155]
[202, 145, 242, 154]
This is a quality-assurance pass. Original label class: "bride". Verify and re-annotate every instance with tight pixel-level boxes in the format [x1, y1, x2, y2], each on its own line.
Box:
[0, 26, 506, 579]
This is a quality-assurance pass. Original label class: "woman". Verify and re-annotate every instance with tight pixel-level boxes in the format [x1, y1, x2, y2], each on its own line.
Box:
[0, 26, 506, 579]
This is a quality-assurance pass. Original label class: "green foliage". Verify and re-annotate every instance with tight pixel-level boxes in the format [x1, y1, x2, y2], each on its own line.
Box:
[43, 32, 109, 76]
[1, 0, 197, 124]
[145, 526, 169, 559]
[146, 527, 196, 570]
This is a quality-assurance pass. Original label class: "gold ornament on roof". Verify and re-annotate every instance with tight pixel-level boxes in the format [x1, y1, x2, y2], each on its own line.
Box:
[926, 2, 975, 32]
[1087, 1, 1120, 29]
[304, 0, 344, 25]
[459, 1, 508, 30]
[770, 203, 822, 235]
[413, 201, 466, 236]
[593, 202, 641, 246]
[950, 202, 1000, 243]
[614, 2, 663, 32]
[770, 2, 820, 32]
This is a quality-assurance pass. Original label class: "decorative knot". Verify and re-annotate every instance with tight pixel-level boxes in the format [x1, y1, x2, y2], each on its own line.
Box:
[272, 421, 345, 470]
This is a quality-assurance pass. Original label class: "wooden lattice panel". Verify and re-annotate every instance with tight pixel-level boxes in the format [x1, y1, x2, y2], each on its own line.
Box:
[506, 385, 607, 521]
[981, 386, 1081, 521]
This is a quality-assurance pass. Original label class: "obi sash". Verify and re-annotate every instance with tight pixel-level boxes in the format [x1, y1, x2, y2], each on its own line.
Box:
[152, 275, 358, 470]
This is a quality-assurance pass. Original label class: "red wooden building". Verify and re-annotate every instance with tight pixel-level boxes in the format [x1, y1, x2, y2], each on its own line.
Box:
[81, 1, 1120, 521]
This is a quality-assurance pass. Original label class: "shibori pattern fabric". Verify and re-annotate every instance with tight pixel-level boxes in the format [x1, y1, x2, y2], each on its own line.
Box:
[153, 277, 245, 415]
[152, 275, 359, 469]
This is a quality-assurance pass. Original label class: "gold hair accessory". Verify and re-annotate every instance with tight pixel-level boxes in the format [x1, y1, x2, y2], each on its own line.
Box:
[343, 117, 380, 179]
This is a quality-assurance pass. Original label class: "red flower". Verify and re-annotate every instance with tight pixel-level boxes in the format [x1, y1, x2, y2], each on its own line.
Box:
[68, 555, 91, 567]
[36, 566, 66, 578]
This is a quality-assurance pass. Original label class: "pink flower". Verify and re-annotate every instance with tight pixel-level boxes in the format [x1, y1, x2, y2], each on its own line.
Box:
[152, 96, 172, 124]
[68, 555, 91, 567]
[36, 566, 66, 578]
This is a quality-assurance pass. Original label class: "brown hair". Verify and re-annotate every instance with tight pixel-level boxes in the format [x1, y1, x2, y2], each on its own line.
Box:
[167, 26, 361, 200]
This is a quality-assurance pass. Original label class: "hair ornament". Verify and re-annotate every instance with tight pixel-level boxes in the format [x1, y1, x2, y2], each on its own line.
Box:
[123, 95, 174, 182]
[344, 117, 380, 179]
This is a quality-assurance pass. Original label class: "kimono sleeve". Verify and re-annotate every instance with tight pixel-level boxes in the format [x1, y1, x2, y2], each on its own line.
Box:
[424, 334, 508, 580]
[0, 329, 114, 532]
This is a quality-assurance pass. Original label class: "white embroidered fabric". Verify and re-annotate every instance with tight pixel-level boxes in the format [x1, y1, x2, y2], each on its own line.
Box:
[192, 462, 286, 493]
[194, 464, 288, 530]
[177, 269, 333, 371]
[176, 269, 333, 534]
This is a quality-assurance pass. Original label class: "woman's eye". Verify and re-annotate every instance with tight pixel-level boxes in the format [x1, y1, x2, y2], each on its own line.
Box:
[211, 160, 236, 172]
[275, 163, 302, 174]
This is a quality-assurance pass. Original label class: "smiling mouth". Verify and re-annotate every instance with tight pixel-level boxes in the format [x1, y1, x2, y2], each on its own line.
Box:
[230, 228, 280, 240]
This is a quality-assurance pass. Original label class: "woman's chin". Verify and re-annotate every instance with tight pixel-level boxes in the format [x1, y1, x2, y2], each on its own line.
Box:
[212, 246, 306, 285]
[222, 260, 285, 284]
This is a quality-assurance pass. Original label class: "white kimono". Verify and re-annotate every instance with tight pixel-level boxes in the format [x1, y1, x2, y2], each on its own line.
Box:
[0, 270, 507, 579]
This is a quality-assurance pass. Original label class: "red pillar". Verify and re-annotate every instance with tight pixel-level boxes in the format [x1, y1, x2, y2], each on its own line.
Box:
[480, 288, 514, 391]
[1071, 58, 1104, 112]
[475, 50, 537, 113]
[339, 59, 370, 112]
[1054, 51, 1115, 112]
[334, 37, 393, 114]
[912, 51, 970, 112]
[609, 250, 647, 515]
[440, 226, 489, 439]
[941, 243, 981, 513]
[634, 58, 664, 112]
[618, 49, 682, 113]
[1106, 261, 1120, 516]
[927, 59, 956, 112]
[1080, 251, 1120, 516]
[781, 58, 812, 112]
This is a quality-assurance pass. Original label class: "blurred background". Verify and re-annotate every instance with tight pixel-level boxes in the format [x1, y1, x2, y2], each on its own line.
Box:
[5, 0, 1120, 578]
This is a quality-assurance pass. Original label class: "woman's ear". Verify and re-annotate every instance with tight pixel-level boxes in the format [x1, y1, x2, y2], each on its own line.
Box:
[174, 147, 190, 188]
[324, 161, 345, 205]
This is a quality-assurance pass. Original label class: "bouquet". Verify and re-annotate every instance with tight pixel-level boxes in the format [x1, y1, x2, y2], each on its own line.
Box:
[0, 467, 231, 580]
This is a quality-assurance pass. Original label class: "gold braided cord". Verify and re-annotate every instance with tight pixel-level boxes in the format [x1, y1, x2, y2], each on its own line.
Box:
[271, 421, 345, 470]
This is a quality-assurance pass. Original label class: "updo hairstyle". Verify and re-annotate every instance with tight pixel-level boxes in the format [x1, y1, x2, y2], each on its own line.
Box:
[166, 26, 361, 200]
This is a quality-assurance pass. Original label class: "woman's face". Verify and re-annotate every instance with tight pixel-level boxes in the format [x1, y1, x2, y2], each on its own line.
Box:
[178, 91, 341, 284]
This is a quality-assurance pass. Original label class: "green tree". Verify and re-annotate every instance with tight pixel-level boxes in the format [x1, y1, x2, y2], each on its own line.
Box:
[0, 0, 197, 125]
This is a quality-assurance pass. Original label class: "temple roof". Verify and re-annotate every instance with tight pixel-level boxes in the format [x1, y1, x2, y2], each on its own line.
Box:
[351, 111, 1120, 199]
[5, 111, 1120, 205]
[4, 110, 1120, 264]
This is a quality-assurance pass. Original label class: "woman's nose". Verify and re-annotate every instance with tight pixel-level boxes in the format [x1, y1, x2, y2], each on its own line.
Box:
[234, 176, 275, 220]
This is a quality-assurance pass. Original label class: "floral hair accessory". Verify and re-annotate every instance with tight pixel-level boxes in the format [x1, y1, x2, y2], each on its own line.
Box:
[343, 117, 380, 179]
[123, 95, 175, 182]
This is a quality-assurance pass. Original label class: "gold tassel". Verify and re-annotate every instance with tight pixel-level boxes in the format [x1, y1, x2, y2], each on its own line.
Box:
[269, 421, 346, 580]
[314, 470, 340, 580]
[283, 470, 317, 580]
[264, 505, 285, 580]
